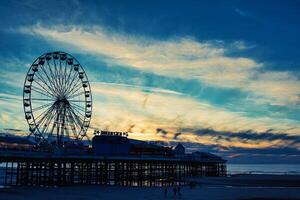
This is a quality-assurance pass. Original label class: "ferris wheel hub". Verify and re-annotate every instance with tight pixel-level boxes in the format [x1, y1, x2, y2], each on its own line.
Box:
[55, 98, 69, 105]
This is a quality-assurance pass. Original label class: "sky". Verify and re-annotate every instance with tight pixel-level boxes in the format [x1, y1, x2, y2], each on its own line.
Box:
[0, 0, 300, 163]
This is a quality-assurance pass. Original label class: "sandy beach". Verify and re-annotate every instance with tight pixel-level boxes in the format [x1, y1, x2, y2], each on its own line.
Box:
[1, 185, 300, 200]
[189, 174, 300, 187]
[1, 174, 300, 200]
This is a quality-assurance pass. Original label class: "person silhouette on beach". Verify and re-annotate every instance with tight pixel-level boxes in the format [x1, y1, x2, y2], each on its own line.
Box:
[177, 186, 181, 196]
[173, 186, 177, 196]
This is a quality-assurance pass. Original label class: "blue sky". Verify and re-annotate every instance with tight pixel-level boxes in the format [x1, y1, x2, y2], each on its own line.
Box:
[0, 0, 300, 163]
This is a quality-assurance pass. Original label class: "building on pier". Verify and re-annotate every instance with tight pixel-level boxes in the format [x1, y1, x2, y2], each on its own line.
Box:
[174, 143, 185, 155]
[92, 132, 130, 155]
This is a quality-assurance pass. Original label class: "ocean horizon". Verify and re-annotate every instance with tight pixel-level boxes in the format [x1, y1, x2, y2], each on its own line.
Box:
[227, 163, 300, 175]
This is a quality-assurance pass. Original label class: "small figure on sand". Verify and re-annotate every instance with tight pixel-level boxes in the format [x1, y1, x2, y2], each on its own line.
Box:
[173, 186, 177, 196]
[177, 186, 181, 196]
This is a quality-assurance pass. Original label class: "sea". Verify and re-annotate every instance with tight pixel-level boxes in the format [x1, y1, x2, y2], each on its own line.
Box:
[227, 164, 300, 175]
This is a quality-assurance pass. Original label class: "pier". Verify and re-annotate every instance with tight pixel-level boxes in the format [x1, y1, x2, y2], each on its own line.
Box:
[0, 151, 226, 187]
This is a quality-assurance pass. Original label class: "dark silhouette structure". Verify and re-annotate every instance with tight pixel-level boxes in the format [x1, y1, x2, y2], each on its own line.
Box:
[0, 133, 226, 187]
[0, 151, 226, 187]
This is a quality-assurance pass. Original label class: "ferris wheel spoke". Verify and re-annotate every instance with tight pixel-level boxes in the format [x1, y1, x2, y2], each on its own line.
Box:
[69, 106, 84, 125]
[62, 61, 69, 93]
[54, 107, 63, 143]
[59, 60, 67, 97]
[34, 71, 58, 96]
[56, 58, 64, 95]
[66, 80, 82, 98]
[39, 107, 56, 135]
[71, 104, 85, 115]
[52, 59, 63, 95]
[66, 109, 80, 137]
[32, 102, 54, 112]
[33, 77, 57, 97]
[34, 105, 55, 129]
[32, 78, 53, 96]
[33, 103, 54, 122]
[66, 110, 79, 138]
[70, 107, 85, 119]
[70, 110, 86, 133]
[46, 60, 60, 92]
[48, 107, 59, 137]
[65, 71, 80, 96]
[67, 83, 84, 97]
[52, 58, 59, 87]
[65, 65, 78, 93]
[31, 85, 55, 99]
[40, 64, 59, 95]
[68, 91, 84, 99]
[68, 100, 86, 102]
[62, 107, 69, 139]
[31, 86, 56, 100]
[60, 107, 68, 138]
[63, 64, 76, 96]
[69, 105, 90, 136]
[66, 78, 81, 97]
[58, 59, 64, 94]
[41, 109, 56, 137]
[70, 102, 86, 113]
[31, 98, 55, 102]
[66, 108, 80, 131]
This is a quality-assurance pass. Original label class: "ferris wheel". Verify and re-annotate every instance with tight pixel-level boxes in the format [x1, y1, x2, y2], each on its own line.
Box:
[23, 52, 92, 145]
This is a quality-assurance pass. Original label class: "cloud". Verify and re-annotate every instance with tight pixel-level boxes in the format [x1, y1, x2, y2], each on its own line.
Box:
[89, 82, 300, 150]
[0, 75, 299, 151]
[0, 56, 32, 91]
[0, 93, 23, 110]
[156, 128, 168, 135]
[0, 93, 22, 101]
[149, 140, 300, 163]
[234, 8, 249, 17]
[3, 24, 299, 153]
[230, 41, 256, 51]
[17, 24, 300, 106]
[173, 132, 182, 139]
[182, 128, 300, 147]
[18, 25, 260, 72]
[247, 71, 300, 106]
[0, 96, 24, 130]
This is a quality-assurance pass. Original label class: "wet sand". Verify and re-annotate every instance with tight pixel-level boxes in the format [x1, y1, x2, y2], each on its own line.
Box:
[1, 185, 300, 200]
[1, 174, 300, 200]
[189, 174, 300, 187]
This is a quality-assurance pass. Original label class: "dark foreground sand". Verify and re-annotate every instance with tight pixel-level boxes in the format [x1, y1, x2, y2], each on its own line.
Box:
[189, 174, 300, 187]
[1, 175, 300, 200]
[1, 185, 300, 200]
